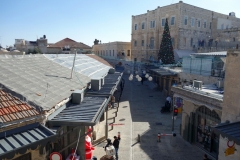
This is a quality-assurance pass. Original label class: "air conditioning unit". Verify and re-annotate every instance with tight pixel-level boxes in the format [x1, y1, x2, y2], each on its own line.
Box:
[193, 80, 202, 90]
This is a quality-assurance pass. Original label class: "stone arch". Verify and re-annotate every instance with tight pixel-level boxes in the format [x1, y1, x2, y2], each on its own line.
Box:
[196, 106, 221, 123]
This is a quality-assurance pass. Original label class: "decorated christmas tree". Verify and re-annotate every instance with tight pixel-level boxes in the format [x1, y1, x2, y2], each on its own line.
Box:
[158, 18, 175, 64]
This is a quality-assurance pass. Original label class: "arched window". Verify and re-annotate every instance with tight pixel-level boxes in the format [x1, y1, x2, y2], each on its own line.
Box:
[150, 37, 154, 49]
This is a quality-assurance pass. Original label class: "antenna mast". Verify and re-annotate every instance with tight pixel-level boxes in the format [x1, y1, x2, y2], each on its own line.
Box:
[71, 49, 77, 79]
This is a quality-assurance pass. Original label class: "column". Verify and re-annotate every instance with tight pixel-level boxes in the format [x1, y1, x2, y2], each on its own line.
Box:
[77, 126, 86, 160]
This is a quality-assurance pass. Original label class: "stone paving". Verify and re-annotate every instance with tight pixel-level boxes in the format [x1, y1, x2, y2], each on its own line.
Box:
[93, 74, 205, 160]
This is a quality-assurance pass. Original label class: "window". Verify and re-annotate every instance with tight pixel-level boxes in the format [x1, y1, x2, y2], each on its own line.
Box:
[113, 50, 114, 56]
[150, 21, 155, 28]
[171, 17, 175, 25]
[142, 22, 145, 29]
[134, 24, 138, 30]
[109, 50, 111, 56]
[150, 37, 154, 49]
[134, 40, 137, 47]
[171, 38, 175, 47]
[233, 37, 236, 42]
[191, 18, 195, 27]
[221, 24, 224, 29]
[210, 22, 212, 29]
[106, 50, 108, 56]
[184, 16, 188, 25]
[198, 20, 201, 27]
[204, 21, 207, 28]
[162, 18, 165, 26]
[127, 50, 130, 56]
[191, 38, 193, 46]
[226, 25, 229, 29]
[141, 40, 144, 46]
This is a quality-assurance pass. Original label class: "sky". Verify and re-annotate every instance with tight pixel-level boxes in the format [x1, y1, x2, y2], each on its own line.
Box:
[0, 0, 239, 48]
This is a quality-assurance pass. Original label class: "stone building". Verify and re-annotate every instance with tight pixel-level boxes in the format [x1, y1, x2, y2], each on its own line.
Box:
[15, 37, 91, 54]
[131, 1, 240, 62]
[213, 50, 240, 160]
[92, 41, 131, 60]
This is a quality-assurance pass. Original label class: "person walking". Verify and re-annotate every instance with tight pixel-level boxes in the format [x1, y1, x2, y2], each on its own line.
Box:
[111, 95, 115, 109]
[113, 136, 120, 160]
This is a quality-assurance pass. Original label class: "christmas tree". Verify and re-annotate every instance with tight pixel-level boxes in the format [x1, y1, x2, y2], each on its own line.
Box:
[158, 18, 175, 64]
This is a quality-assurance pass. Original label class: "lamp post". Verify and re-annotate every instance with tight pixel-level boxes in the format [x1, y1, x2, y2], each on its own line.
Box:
[128, 70, 153, 82]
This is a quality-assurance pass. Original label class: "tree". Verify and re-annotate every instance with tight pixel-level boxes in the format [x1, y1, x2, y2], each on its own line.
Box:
[158, 18, 175, 64]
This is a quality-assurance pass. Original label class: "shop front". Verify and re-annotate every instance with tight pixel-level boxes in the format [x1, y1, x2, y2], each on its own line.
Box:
[194, 106, 221, 157]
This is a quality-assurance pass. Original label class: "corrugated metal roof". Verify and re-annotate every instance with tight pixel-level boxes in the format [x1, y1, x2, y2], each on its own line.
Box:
[0, 123, 56, 159]
[47, 96, 108, 126]
[0, 54, 90, 111]
[191, 51, 227, 56]
[44, 54, 111, 79]
[213, 121, 240, 145]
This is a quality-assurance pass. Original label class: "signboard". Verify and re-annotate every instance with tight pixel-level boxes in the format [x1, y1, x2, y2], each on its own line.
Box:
[50, 152, 62, 160]
[225, 147, 235, 156]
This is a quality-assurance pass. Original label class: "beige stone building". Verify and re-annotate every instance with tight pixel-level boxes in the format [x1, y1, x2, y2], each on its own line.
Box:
[92, 41, 131, 60]
[131, 1, 240, 62]
[213, 50, 240, 160]
[15, 37, 91, 54]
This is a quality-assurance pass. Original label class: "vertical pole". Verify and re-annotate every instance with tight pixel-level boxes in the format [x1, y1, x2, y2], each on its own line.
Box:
[171, 96, 175, 132]
[71, 50, 77, 79]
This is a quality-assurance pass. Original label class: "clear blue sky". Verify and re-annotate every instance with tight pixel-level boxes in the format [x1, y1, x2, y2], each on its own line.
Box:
[0, 0, 239, 48]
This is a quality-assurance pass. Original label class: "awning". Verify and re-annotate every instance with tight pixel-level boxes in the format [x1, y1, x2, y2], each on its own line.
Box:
[47, 96, 110, 126]
[212, 121, 240, 145]
[0, 123, 56, 159]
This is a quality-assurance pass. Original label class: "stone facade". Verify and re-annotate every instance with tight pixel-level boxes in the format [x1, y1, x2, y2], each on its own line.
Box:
[131, 1, 240, 62]
[92, 42, 131, 60]
[217, 50, 240, 160]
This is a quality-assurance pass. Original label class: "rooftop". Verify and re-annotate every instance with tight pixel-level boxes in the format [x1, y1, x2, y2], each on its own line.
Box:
[0, 54, 90, 111]
[0, 90, 39, 124]
[180, 84, 223, 100]
[48, 38, 91, 49]
[44, 54, 112, 79]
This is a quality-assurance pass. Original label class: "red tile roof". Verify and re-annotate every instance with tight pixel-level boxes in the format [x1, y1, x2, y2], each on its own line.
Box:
[0, 90, 39, 123]
[48, 38, 91, 49]
[86, 54, 113, 67]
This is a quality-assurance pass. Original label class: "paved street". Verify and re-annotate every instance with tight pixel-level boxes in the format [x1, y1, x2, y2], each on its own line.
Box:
[93, 74, 205, 160]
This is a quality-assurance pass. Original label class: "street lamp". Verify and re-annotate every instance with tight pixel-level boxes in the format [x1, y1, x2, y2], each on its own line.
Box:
[128, 70, 153, 82]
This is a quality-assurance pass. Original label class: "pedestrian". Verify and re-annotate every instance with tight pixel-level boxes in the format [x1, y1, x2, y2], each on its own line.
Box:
[111, 95, 115, 108]
[113, 136, 121, 160]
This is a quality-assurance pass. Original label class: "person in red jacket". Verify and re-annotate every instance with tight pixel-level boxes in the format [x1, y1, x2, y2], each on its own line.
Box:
[85, 135, 94, 160]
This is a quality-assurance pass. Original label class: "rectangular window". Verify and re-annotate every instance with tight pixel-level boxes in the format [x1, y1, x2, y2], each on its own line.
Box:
[150, 21, 155, 28]
[142, 22, 145, 29]
[171, 17, 175, 25]
[221, 24, 224, 29]
[226, 25, 229, 29]
[127, 50, 130, 56]
[109, 50, 111, 56]
[171, 38, 175, 47]
[198, 20, 201, 27]
[141, 40, 144, 46]
[134, 24, 138, 30]
[210, 22, 212, 29]
[113, 50, 114, 56]
[134, 41, 137, 47]
[204, 21, 207, 28]
[191, 18, 195, 27]
[106, 50, 108, 56]
[184, 16, 188, 25]
[162, 18, 165, 26]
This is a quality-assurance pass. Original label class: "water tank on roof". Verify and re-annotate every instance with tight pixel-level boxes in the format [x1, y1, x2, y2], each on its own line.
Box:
[229, 12, 236, 17]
